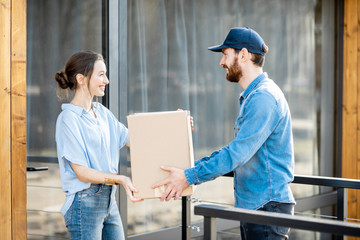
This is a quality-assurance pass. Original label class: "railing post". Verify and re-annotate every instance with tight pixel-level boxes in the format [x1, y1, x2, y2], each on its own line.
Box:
[336, 188, 347, 240]
[182, 197, 190, 240]
[204, 216, 217, 240]
[337, 188, 345, 221]
[336, 188, 344, 240]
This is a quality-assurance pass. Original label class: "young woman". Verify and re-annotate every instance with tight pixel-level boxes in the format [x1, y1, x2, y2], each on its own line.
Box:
[54, 51, 142, 239]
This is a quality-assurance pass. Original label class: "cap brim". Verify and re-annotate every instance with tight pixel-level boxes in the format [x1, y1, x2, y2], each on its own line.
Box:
[208, 44, 228, 52]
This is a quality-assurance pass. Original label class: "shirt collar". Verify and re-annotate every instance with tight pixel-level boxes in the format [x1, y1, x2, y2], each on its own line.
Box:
[240, 72, 268, 101]
[61, 102, 99, 116]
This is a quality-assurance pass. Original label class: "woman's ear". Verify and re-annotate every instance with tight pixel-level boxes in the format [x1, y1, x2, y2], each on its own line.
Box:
[76, 73, 85, 85]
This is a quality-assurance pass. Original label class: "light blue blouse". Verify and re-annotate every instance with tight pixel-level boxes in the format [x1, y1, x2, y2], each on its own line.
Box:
[55, 102, 129, 215]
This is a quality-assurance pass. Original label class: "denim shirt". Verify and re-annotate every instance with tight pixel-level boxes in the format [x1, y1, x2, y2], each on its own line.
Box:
[184, 73, 295, 210]
[55, 103, 129, 215]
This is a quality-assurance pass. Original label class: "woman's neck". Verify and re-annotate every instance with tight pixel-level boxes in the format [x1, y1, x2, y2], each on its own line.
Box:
[70, 91, 93, 112]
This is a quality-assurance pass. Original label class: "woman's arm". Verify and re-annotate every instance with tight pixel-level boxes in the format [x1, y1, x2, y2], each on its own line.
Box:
[71, 162, 142, 202]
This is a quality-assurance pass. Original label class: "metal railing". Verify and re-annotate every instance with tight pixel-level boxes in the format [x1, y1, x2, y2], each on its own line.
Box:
[182, 174, 360, 240]
[194, 204, 360, 239]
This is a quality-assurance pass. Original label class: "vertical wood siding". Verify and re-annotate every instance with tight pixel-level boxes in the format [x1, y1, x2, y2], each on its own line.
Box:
[0, 0, 27, 239]
[343, 1, 360, 239]
[11, 0, 27, 238]
[0, 0, 12, 238]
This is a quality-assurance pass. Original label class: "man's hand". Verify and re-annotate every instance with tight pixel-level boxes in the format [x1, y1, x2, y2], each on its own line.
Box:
[152, 166, 189, 201]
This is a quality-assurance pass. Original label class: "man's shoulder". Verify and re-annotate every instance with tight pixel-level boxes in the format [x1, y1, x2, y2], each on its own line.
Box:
[256, 79, 285, 101]
[249, 83, 278, 101]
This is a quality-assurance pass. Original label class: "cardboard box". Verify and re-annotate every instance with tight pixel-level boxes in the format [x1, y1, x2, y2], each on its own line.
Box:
[127, 111, 194, 199]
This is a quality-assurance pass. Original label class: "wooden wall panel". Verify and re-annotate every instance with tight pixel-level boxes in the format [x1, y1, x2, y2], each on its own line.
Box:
[358, 1, 360, 238]
[0, 0, 12, 239]
[11, 0, 27, 239]
[343, 1, 360, 239]
[0, 0, 27, 239]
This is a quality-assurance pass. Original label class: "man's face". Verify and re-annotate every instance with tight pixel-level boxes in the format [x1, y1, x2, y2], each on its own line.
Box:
[220, 48, 242, 83]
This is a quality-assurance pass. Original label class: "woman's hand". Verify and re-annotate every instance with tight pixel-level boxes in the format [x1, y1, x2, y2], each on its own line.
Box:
[70, 163, 142, 202]
[117, 175, 143, 203]
[190, 116, 194, 131]
[177, 109, 194, 131]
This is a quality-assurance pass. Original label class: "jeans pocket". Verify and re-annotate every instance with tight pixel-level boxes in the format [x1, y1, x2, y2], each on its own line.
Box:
[80, 184, 103, 197]
[273, 202, 293, 238]
[276, 225, 290, 236]
[64, 206, 72, 227]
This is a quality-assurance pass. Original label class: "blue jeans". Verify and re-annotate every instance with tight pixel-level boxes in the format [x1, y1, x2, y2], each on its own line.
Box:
[240, 201, 294, 240]
[64, 184, 124, 240]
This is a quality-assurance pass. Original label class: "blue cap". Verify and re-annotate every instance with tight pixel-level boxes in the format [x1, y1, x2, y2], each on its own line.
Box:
[208, 27, 266, 55]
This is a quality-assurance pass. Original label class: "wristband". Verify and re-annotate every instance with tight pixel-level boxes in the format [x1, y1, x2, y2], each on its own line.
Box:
[104, 177, 116, 185]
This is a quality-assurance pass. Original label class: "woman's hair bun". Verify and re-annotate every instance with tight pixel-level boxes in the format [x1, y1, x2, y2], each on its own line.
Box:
[55, 70, 73, 89]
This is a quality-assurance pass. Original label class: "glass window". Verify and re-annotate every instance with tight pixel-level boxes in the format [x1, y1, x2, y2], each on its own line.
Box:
[26, 0, 104, 238]
[126, 0, 335, 239]
[25, 0, 337, 239]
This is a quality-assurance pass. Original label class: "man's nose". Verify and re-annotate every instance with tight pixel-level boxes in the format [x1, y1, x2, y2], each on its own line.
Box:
[219, 56, 225, 67]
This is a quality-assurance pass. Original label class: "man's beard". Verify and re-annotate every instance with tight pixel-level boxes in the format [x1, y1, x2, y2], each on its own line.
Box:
[225, 57, 242, 83]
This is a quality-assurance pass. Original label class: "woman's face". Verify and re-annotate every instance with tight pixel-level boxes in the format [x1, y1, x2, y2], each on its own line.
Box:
[88, 60, 109, 97]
